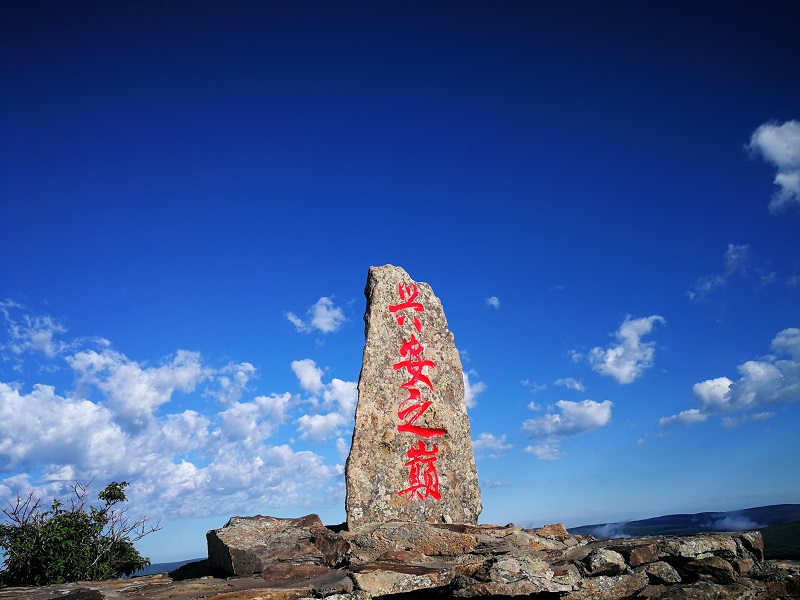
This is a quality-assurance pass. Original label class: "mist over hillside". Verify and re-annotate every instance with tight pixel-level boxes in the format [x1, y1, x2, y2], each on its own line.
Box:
[566, 504, 800, 539]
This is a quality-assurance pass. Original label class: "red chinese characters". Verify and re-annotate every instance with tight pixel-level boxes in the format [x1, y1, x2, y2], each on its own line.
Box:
[398, 440, 441, 500]
[389, 282, 447, 501]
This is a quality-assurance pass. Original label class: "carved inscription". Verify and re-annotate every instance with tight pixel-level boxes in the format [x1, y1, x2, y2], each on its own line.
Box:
[389, 282, 447, 500]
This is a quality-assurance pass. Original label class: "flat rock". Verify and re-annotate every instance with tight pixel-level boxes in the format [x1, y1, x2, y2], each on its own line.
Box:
[207, 514, 350, 576]
[349, 560, 454, 596]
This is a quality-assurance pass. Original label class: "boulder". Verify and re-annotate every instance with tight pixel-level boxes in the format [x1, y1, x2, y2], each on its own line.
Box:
[564, 569, 649, 599]
[580, 547, 627, 576]
[345, 265, 481, 528]
[644, 560, 682, 584]
[678, 555, 738, 584]
[349, 560, 455, 597]
[206, 514, 350, 576]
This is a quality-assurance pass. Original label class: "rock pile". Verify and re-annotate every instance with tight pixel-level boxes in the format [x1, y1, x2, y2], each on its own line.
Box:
[199, 514, 800, 599]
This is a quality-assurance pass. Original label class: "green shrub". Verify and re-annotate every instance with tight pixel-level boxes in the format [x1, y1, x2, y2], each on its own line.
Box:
[0, 481, 160, 586]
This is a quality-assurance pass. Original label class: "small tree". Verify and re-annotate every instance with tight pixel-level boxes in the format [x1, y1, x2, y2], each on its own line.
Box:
[0, 481, 161, 586]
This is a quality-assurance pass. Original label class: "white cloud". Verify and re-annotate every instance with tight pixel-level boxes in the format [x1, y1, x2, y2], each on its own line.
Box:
[213, 362, 257, 404]
[522, 398, 612, 460]
[335, 437, 350, 463]
[659, 408, 708, 427]
[521, 379, 547, 394]
[67, 348, 212, 430]
[0, 382, 123, 473]
[554, 377, 586, 392]
[721, 412, 775, 429]
[524, 441, 563, 461]
[286, 312, 307, 331]
[292, 362, 358, 442]
[218, 393, 295, 448]
[287, 297, 346, 334]
[0, 302, 69, 359]
[771, 327, 800, 359]
[692, 377, 734, 412]
[295, 412, 349, 442]
[693, 328, 800, 413]
[323, 378, 358, 417]
[292, 358, 325, 393]
[463, 370, 487, 408]
[687, 244, 750, 301]
[662, 328, 800, 428]
[0, 305, 350, 523]
[471, 433, 513, 458]
[485, 296, 500, 309]
[522, 399, 612, 438]
[747, 119, 800, 214]
[587, 315, 665, 384]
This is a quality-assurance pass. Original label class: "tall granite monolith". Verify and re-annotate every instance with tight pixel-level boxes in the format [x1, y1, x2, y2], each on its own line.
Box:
[345, 265, 482, 528]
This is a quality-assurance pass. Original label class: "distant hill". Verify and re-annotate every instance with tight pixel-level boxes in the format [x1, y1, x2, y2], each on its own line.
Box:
[128, 558, 205, 578]
[761, 520, 800, 559]
[565, 504, 800, 559]
[567, 504, 800, 538]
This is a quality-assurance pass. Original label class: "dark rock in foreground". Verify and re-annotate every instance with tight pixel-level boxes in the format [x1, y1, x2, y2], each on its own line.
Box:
[3, 516, 798, 599]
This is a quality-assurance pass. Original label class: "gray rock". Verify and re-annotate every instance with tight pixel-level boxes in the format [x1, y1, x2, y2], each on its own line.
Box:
[644, 560, 682, 584]
[349, 560, 454, 596]
[565, 569, 649, 599]
[658, 580, 765, 599]
[657, 533, 738, 559]
[679, 555, 738, 584]
[343, 520, 479, 562]
[345, 265, 481, 529]
[206, 514, 350, 576]
[581, 547, 627, 576]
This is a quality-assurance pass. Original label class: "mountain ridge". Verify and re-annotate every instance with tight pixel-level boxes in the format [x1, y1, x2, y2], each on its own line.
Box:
[566, 503, 800, 538]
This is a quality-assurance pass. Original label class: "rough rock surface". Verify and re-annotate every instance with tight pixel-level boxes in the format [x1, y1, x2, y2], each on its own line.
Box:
[4, 519, 799, 599]
[345, 265, 481, 528]
[207, 514, 350, 575]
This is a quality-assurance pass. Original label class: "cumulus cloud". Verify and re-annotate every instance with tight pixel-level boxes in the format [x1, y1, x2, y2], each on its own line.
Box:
[522, 399, 612, 437]
[660, 328, 799, 428]
[524, 441, 563, 461]
[292, 358, 358, 442]
[587, 315, 665, 384]
[687, 244, 750, 301]
[463, 369, 487, 408]
[295, 377, 357, 443]
[485, 296, 500, 309]
[721, 412, 775, 429]
[213, 362, 257, 404]
[694, 328, 799, 413]
[521, 379, 547, 394]
[747, 119, 800, 213]
[0, 304, 353, 523]
[292, 359, 325, 393]
[0, 301, 69, 360]
[218, 392, 296, 448]
[67, 348, 212, 431]
[522, 399, 612, 460]
[471, 433, 513, 459]
[554, 377, 586, 392]
[659, 408, 708, 427]
[286, 297, 346, 334]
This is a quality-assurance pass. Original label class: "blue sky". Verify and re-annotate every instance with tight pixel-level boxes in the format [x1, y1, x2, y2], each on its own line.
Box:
[1, 1, 799, 563]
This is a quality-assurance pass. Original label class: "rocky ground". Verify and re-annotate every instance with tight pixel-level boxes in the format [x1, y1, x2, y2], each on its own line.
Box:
[1, 516, 799, 599]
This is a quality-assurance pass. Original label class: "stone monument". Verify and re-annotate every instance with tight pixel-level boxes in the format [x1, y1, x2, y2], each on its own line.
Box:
[345, 264, 482, 528]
